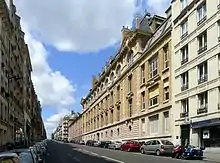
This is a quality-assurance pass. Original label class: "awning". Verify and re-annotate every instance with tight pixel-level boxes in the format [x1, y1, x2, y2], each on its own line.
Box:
[191, 118, 220, 128]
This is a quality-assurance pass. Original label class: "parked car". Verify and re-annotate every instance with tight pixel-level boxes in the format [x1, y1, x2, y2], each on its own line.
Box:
[0, 153, 21, 163]
[140, 140, 174, 156]
[108, 141, 122, 150]
[86, 140, 95, 146]
[181, 145, 205, 160]
[120, 141, 140, 152]
[9, 148, 41, 163]
[93, 141, 101, 147]
[79, 140, 85, 145]
[171, 145, 185, 158]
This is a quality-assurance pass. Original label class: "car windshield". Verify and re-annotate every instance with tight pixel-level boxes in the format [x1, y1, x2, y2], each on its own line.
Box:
[19, 152, 34, 163]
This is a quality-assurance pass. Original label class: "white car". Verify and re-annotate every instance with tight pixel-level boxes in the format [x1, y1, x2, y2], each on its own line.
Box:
[108, 141, 122, 150]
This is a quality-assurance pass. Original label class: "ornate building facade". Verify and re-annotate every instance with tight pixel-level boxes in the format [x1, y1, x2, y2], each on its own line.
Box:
[0, 0, 45, 146]
[80, 9, 172, 142]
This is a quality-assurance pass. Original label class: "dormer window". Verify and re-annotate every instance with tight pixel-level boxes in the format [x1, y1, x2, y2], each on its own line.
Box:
[127, 50, 133, 67]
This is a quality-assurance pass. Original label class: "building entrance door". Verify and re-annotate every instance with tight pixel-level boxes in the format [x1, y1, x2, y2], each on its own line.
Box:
[180, 124, 190, 146]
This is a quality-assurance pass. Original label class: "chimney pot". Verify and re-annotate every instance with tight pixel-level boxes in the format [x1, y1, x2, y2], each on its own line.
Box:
[136, 17, 141, 29]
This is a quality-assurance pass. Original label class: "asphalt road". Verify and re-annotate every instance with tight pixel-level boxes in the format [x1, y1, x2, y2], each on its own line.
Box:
[45, 141, 217, 163]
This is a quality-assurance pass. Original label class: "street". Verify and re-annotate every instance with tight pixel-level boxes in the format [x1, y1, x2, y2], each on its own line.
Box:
[45, 141, 218, 163]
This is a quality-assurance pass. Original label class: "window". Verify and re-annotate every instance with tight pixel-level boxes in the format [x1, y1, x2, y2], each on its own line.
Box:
[141, 91, 145, 110]
[128, 76, 132, 92]
[197, 3, 206, 24]
[111, 130, 113, 137]
[181, 20, 188, 37]
[181, 45, 188, 65]
[141, 118, 146, 135]
[110, 91, 114, 104]
[149, 96, 158, 106]
[181, 98, 189, 115]
[218, 21, 220, 40]
[163, 46, 169, 69]
[149, 56, 158, 78]
[163, 112, 169, 133]
[117, 85, 120, 100]
[198, 62, 208, 84]
[110, 72, 115, 82]
[117, 128, 119, 135]
[105, 112, 108, 125]
[105, 78, 109, 87]
[128, 101, 132, 117]
[141, 64, 145, 84]
[198, 31, 207, 54]
[110, 110, 113, 124]
[198, 91, 208, 108]
[181, 71, 188, 91]
[116, 65, 121, 77]
[181, 0, 187, 10]
[164, 87, 169, 101]
[117, 106, 120, 121]
[149, 114, 159, 134]
[127, 51, 133, 67]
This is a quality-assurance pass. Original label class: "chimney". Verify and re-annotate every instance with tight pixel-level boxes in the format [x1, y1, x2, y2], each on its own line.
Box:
[136, 16, 141, 29]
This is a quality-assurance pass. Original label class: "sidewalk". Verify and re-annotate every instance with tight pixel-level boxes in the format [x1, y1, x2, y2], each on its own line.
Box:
[203, 151, 220, 162]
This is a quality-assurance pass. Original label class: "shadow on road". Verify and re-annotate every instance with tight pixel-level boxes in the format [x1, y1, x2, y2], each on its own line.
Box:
[46, 141, 120, 163]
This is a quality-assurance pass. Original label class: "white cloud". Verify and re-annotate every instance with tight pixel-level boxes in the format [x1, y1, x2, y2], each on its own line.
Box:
[15, 0, 137, 53]
[15, 0, 171, 137]
[146, 0, 171, 15]
[44, 109, 70, 137]
[21, 24, 76, 137]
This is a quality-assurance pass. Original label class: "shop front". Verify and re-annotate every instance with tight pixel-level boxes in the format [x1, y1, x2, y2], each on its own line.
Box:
[191, 118, 220, 148]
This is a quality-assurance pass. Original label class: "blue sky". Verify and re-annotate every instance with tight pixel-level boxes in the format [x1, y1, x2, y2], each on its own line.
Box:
[14, 0, 170, 137]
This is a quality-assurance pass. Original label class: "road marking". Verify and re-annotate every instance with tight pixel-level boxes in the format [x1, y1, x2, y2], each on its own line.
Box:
[101, 156, 124, 163]
[72, 157, 80, 162]
[89, 152, 99, 156]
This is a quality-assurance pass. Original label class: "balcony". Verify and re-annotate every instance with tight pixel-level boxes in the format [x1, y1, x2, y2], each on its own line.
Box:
[180, 112, 188, 118]
[181, 83, 188, 91]
[181, 57, 188, 65]
[198, 74, 208, 84]
[197, 45, 207, 54]
[197, 104, 208, 114]
[181, 32, 188, 40]
[197, 16, 207, 26]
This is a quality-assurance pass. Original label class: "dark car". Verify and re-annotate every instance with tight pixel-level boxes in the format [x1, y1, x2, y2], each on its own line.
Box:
[9, 148, 39, 163]
[86, 140, 95, 146]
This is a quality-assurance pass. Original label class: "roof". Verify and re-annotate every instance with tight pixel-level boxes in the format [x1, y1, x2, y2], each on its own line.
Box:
[0, 152, 19, 158]
[143, 16, 172, 52]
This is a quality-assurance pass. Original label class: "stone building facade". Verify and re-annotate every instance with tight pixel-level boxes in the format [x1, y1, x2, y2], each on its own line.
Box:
[0, 0, 45, 146]
[80, 10, 172, 142]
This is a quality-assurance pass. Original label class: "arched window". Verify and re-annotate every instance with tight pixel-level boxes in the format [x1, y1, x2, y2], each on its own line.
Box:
[105, 78, 109, 87]
[116, 65, 121, 77]
[100, 83, 104, 90]
[110, 72, 115, 81]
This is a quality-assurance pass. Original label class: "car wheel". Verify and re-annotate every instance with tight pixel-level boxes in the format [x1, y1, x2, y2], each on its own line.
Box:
[175, 152, 180, 159]
[156, 150, 160, 156]
[120, 147, 123, 151]
[141, 148, 144, 154]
